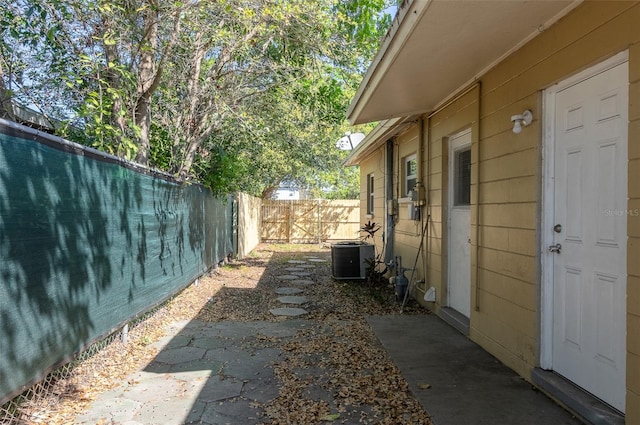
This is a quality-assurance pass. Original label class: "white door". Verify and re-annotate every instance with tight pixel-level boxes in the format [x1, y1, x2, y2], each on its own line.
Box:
[448, 129, 471, 318]
[547, 58, 628, 412]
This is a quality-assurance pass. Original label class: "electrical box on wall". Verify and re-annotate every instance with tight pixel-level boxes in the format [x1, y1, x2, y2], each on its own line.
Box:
[410, 183, 426, 206]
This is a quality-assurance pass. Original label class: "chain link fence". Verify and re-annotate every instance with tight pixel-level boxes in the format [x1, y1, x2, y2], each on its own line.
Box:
[0, 299, 168, 424]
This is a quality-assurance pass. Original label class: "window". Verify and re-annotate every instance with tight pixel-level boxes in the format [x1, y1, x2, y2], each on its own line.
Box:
[366, 173, 375, 214]
[404, 154, 417, 196]
[454, 149, 471, 206]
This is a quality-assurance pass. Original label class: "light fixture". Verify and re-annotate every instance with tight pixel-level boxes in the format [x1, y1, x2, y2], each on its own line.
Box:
[510, 109, 533, 134]
[335, 131, 365, 150]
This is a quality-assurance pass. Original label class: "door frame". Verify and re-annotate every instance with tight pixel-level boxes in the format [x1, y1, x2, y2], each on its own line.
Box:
[447, 128, 472, 316]
[540, 50, 629, 369]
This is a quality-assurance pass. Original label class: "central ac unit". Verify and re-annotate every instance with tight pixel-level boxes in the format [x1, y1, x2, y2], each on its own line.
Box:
[331, 241, 375, 280]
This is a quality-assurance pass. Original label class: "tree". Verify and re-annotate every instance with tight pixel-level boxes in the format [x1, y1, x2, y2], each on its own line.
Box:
[0, 0, 395, 197]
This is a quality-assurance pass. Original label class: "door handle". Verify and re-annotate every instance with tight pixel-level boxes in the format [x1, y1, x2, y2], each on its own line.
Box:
[548, 243, 562, 253]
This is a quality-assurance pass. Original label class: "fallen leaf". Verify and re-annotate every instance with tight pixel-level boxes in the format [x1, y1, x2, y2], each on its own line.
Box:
[320, 413, 340, 421]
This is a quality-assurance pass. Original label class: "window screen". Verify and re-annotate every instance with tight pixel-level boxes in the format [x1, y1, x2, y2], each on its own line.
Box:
[454, 149, 471, 206]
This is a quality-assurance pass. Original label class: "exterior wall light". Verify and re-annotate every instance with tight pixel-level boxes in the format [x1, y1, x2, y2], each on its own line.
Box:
[335, 131, 365, 150]
[510, 109, 533, 134]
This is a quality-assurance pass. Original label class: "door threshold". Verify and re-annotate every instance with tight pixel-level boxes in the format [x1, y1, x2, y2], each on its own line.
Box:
[531, 368, 624, 425]
[439, 307, 469, 336]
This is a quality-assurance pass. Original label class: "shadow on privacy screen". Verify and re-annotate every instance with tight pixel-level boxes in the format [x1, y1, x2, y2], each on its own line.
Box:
[0, 121, 233, 403]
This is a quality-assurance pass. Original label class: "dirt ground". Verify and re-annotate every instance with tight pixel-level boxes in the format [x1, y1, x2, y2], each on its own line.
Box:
[20, 243, 432, 424]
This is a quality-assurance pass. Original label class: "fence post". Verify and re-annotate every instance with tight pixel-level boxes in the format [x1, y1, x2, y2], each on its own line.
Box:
[317, 199, 321, 244]
[288, 200, 293, 243]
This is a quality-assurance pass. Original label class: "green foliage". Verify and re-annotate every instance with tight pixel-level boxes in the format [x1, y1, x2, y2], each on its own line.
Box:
[193, 146, 245, 198]
[1, 0, 395, 197]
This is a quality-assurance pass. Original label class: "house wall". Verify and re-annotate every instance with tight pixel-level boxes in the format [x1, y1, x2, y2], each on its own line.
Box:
[356, 1, 640, 419]
[474, 4, 640, 416]
[626, 17, 640, 425]
[392, 127, 425, 278]
[359, 149, 386, 255]
[425, 86, 481, 314]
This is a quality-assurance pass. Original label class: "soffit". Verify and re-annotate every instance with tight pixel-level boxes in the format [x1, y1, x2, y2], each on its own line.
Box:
[347, 0, 581, 125]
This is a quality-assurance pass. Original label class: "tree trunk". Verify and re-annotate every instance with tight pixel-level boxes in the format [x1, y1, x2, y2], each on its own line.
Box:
[134, 1, 159, 165]
[261, 185, 279, 199]
[0, 64, 15, 120]
[102, 24, 127, 154]
[176, 138, 200, 178]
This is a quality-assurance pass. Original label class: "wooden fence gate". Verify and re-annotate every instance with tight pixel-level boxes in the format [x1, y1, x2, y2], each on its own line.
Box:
[261, 199, 360, 243]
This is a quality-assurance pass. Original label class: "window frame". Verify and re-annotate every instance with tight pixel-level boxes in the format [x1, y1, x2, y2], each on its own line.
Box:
[366, 173, 375, 214]
[404, 154, 417, 196]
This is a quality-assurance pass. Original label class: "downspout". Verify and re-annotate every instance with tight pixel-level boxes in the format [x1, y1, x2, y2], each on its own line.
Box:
[474, 82, 482, 312]
[417, 117, 428, 293]
[421, 116, 430, 294]
[416, 118, 424, 201]
[384, 139, 394, 265]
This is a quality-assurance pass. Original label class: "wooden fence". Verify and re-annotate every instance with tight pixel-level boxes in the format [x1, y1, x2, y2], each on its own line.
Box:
[261, 199, 361, 243]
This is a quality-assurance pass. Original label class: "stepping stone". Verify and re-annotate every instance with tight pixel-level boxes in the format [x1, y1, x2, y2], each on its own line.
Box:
[291, 279, 315, 286]
[285, 267, 305, 272]
[297, 264, 316, 268]
[275, 287, 304, 295]
[308, 259, 327, 263]
[278, 274, 300, 280]
[277, 296, 310, 305]
[291, 271, 311, 277]
[288, 260, 307, 264]
[269, 307, 308, 317]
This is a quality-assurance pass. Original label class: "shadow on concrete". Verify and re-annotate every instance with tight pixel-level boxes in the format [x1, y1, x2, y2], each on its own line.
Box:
[366, 315, 584, 425]
[74, 246, 584, 425]
[75, 246, 332, 425]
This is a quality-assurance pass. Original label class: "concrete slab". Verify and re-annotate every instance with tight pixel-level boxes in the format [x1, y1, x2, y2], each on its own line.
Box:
[205, 347, 279, 380]
[242, 378, 281, 403]
[153, 346, 206, 364]
[269, 307, 308, 317]
[196, 377, 244, 402]
[366, 314, 582, 425]
[78, 309, 583, 425]
[254, 320, 314, 337]
[290, 271, 311, 276]
[74, 393, 141, 424]
[287, 260, 307, 264]
[277, 274, 301, 280]
[291, 279, 315, 286]
[307, 259, 327, 262]
[194, 322, 261, 339]
[276, 295, 309, 305]
[133, 392, 200, 424]
[168, 358, 223, 373]
[200, 397, 262, 424]
[275, 287, 304, 295]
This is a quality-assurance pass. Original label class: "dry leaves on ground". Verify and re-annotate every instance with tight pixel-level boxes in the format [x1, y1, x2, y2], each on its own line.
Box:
[20, 243, 432, 425]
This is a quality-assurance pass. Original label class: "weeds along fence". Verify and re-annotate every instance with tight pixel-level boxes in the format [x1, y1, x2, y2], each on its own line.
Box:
[0, 119, 237, 420]
[261, 199, 360, 243]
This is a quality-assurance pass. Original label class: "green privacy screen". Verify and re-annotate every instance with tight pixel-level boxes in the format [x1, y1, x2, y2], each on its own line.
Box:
[0, 119, 234, 403]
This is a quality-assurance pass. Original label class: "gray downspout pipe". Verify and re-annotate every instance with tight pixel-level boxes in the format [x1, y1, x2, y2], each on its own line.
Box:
[384, 139, 394, 265]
